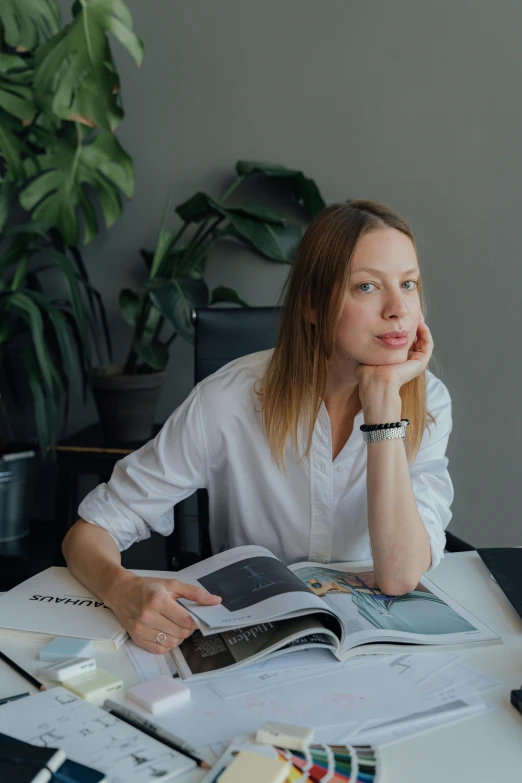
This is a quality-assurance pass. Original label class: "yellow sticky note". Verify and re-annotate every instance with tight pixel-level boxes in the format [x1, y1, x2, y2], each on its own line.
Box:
[62, 667, 123, 703]
[218, 750, 290, 783]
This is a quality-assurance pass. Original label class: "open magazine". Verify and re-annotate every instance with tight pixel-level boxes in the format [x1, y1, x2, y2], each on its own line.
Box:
[169, 545, 501, 680]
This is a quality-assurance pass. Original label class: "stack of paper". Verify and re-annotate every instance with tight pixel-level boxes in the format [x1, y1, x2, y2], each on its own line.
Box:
[121, 646, 502, 750]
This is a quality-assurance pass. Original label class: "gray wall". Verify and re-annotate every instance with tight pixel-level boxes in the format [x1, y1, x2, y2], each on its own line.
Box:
[57, 0, 520, 548]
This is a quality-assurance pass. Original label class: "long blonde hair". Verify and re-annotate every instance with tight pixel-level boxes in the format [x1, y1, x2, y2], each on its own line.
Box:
[259, 199, 436, 468]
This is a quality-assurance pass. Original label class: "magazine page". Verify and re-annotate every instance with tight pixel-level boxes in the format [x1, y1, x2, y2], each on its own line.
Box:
[170, 615, 340, 680]
[288, 561, 500, 653]
[175, 545, 328, 633]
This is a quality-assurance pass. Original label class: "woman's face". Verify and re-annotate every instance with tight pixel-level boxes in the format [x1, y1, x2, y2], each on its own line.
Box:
[335, 228, 421, 366]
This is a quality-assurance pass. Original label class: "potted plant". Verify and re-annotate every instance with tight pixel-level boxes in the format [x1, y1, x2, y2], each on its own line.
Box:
[0, 0, 143, 547]
[92, 161, 326, 441]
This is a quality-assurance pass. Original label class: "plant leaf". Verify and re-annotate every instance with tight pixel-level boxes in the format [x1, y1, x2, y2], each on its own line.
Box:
[7, 291, 55, 394]
[0, 108, 29, 181]
[34, 0, 143, 131]
[220, 216, 302, 263]
[19, 126, 135, 244]
[146, 276, 209, 343]
[226, 202, 287, 226]
[132, 339, 168, 372]
[210, 286, 248, 307]
[0, 0, 61, 51]
[0, 54, 35, 121]
[119, 288, 141, 326]
[0, 177, 14, 233]
[235, 160, 326, 218]
[175, 192, 225, 224]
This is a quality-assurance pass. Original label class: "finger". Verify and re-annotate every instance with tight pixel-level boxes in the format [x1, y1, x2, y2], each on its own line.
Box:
[144, 610, 196, 639]
[148, 631, 185, 650]
[159, 599, 200, 632]
[169, 580, 222, 606]
[129, 634, 180, 655]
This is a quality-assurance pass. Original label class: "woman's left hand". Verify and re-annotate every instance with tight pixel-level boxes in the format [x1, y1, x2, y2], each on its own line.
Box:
[354, 313, 434, 393]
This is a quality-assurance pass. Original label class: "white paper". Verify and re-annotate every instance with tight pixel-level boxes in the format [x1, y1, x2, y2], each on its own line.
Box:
[154, 656, 437, 747]
[125, 640, 173, 683]
[209, 650, 372, 699]
[0, 687, 195, 782]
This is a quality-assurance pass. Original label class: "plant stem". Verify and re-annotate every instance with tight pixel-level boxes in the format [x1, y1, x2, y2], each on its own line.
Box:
[221, 175, 245, 204]
[179, 217, 224, 274]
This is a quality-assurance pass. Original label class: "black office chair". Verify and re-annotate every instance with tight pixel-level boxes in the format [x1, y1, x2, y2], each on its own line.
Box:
[168, 306, 282, 568]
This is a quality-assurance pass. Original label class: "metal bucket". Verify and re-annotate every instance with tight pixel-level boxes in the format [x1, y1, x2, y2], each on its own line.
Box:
[0, 456, 32, 550]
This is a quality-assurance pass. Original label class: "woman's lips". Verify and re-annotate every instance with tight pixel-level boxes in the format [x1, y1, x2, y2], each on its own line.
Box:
[376, 335, 409, 348]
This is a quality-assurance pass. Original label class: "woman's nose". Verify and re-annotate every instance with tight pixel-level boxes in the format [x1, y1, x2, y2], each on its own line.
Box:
[383, 290, 409, 319]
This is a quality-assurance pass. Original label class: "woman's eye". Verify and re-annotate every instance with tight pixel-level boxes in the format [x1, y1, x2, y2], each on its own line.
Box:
[358, 283, 376, 293]
[402, 280, 418, 290]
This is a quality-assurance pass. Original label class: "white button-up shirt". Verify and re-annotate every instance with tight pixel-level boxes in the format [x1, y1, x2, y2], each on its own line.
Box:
[79, 350, 454, 571]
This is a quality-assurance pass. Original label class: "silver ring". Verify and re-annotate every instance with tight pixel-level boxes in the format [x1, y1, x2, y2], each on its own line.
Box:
[156, 632, 167, 645]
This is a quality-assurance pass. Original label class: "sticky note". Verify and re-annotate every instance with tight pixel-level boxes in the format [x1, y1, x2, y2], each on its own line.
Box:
[127, 675, 191, 714]
[62, 667, 123, 703]
[218, 750, 290, 783]
[39, 637, 94, 662]
[256, 721, 315, 751]
[37, 657, 97, 682]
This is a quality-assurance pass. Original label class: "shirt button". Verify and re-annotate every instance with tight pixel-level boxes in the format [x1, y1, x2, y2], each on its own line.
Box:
[336, 466, 343, 472]
[320, 461, 326, 469]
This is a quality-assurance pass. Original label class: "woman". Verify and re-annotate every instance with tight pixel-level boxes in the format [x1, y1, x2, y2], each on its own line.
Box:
[63, 199, 453, 654]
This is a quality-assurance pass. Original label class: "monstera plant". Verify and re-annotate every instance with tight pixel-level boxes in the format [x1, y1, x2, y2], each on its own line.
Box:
[0, 0, 143, 455]
[91, 160, 326, 443]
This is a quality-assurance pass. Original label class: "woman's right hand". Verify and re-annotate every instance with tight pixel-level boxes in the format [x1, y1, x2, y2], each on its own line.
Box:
[105, 570, 222, 654]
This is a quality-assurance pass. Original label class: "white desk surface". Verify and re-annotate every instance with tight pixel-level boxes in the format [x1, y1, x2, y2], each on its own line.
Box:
[0, 551, 521, 782]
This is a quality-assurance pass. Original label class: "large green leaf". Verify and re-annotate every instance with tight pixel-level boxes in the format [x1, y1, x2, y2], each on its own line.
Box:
[220, 217, 302, 263]
[226, 202, 288, 225]
[20, 127, 135, 244]
[175, 191, 300, 262]
[0, 54, 35, 121]
[175, 192, 224, 224]
[235, 160, 326, 219]
[0, 108, 29, 181]
[146, 276, 209, 343]
[34, 0, 143, 131]
[0, 0, 61, 51]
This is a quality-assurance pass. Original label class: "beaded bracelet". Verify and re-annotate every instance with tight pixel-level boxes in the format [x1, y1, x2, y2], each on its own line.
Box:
[360, 419, 410, 433]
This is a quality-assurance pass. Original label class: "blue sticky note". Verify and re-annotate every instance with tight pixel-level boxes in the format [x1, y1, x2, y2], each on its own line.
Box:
[39, 637, 94, 662]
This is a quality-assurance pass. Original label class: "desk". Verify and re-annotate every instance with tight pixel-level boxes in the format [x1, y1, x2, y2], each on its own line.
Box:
[0, 552, 521, 782]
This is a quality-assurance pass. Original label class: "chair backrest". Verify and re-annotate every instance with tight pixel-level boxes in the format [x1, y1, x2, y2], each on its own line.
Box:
[193, 306, 281, 557]
[194, 306, 282, 383]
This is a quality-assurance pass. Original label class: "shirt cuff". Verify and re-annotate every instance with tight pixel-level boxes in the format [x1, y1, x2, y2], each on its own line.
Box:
[78, 483, 153, 551]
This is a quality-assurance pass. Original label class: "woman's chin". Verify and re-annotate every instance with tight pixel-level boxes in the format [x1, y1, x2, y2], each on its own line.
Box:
[365, 350, 408, 366]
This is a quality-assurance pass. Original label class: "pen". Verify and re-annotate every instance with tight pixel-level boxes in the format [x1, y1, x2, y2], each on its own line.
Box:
[0, 691, 31, 705]
[102, 699, 209, 768]
[0, 650, 45, 692]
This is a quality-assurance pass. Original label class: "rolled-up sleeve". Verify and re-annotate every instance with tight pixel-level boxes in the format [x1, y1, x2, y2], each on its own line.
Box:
[78, 385, 209, 551]
[408, 388, 454, 572]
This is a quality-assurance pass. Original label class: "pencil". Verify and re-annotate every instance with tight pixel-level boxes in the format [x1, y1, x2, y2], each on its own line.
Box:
[0, 650, 45, 692]
[103, 699, 209, 768]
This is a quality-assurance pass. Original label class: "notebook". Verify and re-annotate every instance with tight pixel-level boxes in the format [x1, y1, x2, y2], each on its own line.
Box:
[0, 731, 107, 783]
[0, 734, 65, 783]
[477, 548, 522, 623]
